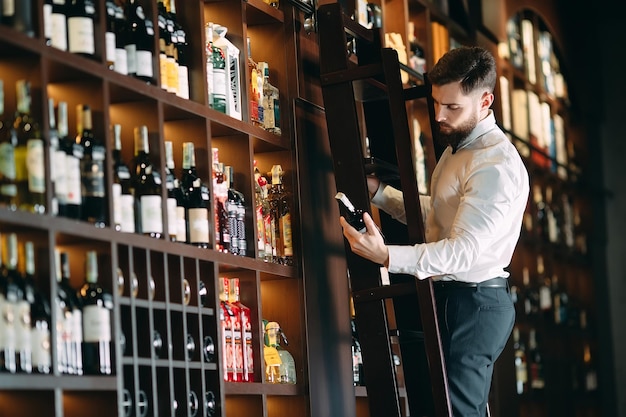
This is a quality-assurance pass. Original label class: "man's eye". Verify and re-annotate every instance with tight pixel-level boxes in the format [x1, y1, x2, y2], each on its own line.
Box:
[448, 106, 460, 111]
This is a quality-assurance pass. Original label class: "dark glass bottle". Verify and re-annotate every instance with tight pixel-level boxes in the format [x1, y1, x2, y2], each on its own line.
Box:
[60, 101, 82, 219]
[131, 125, 163, 238]
[79, 105, 107, 227]
[67, 0, 96, 58]
[0, 233, 18, 373]
[56, 250, 83, 375]
[181, 142, 209, 248]
[268, 165, 293, 265]
[125, 0, 154, 83]
[164, 141, 179, 241]
[111, 124, 134, 233]
[0, 79, 18, 210]
[104, 0, 116, 70]
[78, 250, 113, 375]
[335, 192, 366, 233]
[50, 0, 68, 51]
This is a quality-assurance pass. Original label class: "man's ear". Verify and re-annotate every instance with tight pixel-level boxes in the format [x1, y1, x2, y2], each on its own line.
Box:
[481, 91, 494, 110]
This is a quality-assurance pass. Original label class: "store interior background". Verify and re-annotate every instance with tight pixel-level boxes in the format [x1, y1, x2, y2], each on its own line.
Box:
[552, 0, 625, 415]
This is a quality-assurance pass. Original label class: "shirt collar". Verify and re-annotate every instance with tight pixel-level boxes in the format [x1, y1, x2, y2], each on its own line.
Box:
[452, 110, 496, 153]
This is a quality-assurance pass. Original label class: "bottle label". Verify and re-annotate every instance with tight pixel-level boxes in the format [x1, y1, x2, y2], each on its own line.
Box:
[114, 47, 128, 75]
[166, 197, 177, 237]
[53, 149, 67, 199]
[125, 44, 137, 75]
[43, 4, 52, 40]
[176, 205, 187, 242]
[140, 194, 163, 234]
[0, 295, 16, 350]
[2, 0, 15, 17]
[120, 194, 135, 233]
[27, 139, 45, 193]
[177, 65, 189, 100]
[105, 31, 116, 64]
[280, 212, 293, 257]
[0, 142, 16, 196]
[66, 155, 82, 204]
[31, 324, 51, 369]
[82, 305, 111, 343]
[189, 207, 209, 244]
[136, 50, 153, 78]
[68, 16, 95, 55]
[81, 159, 105, 197]
[15, 300, 31, 351]
[51, 12, 68, 51]
[112, 183, 122, 227]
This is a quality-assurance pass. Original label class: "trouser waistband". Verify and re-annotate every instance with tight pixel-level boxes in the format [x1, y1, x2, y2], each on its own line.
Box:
[432, 277, 508, 290]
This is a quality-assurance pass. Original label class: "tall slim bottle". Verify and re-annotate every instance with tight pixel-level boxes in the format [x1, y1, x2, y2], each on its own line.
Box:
[0, 233, 17, 373]
[60, 101, 82, 219]
[181, 142, 209, 248]
[79, 105, 107, 226]
[268, 165, 292, 265]
[8, 234, 33, 373]
[0, 79, 18, 209]
[79, 250, 113, 375]
[50, 0, 68, 51]
[67, 0, 96, 58]
[48, 98, 66, 216]
[111, 124, 134, 233]
[56, 250, 83, 375]
[13, 80, 46, 214]
[164, 141, 179, 241]
[131, 125, 163, 238]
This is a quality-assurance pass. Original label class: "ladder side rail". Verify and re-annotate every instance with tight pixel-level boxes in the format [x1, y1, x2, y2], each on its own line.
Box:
[318, 4, 404, 417]
[380, 49, 453, 417]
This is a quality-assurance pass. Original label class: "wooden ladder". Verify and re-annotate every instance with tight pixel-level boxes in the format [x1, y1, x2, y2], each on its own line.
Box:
[318, 3, 451, 417]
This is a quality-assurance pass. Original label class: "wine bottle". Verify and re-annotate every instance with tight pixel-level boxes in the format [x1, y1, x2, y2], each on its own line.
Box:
[104, 1, 117, 70]
[0, 233, 18, 373]
[113, 4, 128, 75]
[512, 327, 528, 394]
[335, 192, 366, 233]
[12, 80, 46, 214]
[50, 0, 68, 51]
[23, 241, 51, 374]
[43, 0, 53, 45]
[0, 79, 18, 210]
[79, 105, 107, 227]
[157, 1, 170, 91]
[164, 2, 178, 95]
[48, 98, 64, 216]
[67, 0, 96, 58]
[111, 124, 134, 233]
[170, 0, 189, 100]
[60, 101, 82, 219]
[57, 250, 83, 374]
[164, 141, 179, 241]
[78, 250, 113, 375]
[125, 1, 155, 83]
[2, 0, 35, 37]
[181, 142, 209, 248]
[131, 125, 163, 238]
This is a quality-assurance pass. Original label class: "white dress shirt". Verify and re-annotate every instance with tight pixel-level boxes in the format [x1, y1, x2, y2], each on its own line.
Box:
[371, 111, 530, 283]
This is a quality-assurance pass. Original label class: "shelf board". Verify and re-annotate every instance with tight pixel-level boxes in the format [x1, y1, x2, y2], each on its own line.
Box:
[0, 374, 117, 391]
[224, 381, 303, 396]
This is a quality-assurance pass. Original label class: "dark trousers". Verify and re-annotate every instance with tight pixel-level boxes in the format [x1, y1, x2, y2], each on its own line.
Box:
[434, 284, 515, 417]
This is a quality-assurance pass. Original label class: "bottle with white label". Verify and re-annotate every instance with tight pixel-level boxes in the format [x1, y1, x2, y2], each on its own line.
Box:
[111, 124, 134, 233]
[131, 125, 163, 238]
[78, 250, 113, 375]
[181, 142, 209, 248]
[67, 0, 96, 58]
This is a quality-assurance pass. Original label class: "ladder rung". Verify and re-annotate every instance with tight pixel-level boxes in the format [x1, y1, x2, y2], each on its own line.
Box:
[352, 281, 417, 303]
[389, 329, 425, 343]
[320, 63, 384, 87]
[403, 84, 429, 101]
[341, 14, 374, 42]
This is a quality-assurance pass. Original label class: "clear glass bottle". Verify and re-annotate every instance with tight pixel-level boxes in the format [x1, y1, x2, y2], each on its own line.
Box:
[264, 321, 296, 384]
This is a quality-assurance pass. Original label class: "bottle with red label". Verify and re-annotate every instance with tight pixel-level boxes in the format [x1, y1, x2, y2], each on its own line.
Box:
[230, 278, 253, 382]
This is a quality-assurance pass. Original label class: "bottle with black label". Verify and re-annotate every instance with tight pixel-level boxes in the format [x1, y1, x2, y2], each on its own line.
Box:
[60, 101, 82, 219]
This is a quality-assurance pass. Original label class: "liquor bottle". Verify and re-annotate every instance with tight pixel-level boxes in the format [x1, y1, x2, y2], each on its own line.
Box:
[219, 277, 234, 381]
[512, 326, 528, 395]
[60, 101, 83, 219]
[247, 38, 263, 127]
[78, 250, 113, 375]
[225, 278, 242, 382]
[60, 251, 83, 374]
[55, 250, 73, 373]
[522, 265, 538, 317]
[23, 241, 51, 374]
[211, 148, 227, 252]
[268, 165, 293, 265]
[111, 124, 135, 233]
[209, 23, 227, 113]
[181, 142, 210, 248]
[44, 0, 53, 45]
[0, 79, 18, 210]
[224, 168, 240, 256]
[164, 2, 178, 95]
[582, 343, 598, 392]
[104, 0, 117, 70]
[113, 4, 128, 75]
[335, 192, 366, 233]
[157, 1, 170, 92]
[551, 274, 568, 325]
[12, 80, 46, 214]
[131, 125, 163, 238]
[229, 278, 253, 382]
[67, 0, 96, 58]
[253, 161, 267, 260]
[259, 62, 281, 135]
[351, 318, 364, 386]
[79, 105, 107, 227]
[170, 0, 189, 100]
[48, 98, 64, 216]
[163, 141, 180, 241]
[204, 22, 214, 108]
[2, 0, 34, 36]
[264, 321, 296, 384]
[0, 233, 18, 373]
[50, 0, 68, 51]
[7, 235, 33, 373]
[125, 0, 155, 83]
[533, 184, 547, 241]
[536, 255, 552, 318]
[527, 328, 545, 391]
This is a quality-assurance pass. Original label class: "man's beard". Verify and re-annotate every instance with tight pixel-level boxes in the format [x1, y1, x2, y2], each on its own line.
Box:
[436, 114, 478, 151]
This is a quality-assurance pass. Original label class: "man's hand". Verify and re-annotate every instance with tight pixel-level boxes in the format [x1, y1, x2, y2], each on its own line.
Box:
[340, 212, 389, 267]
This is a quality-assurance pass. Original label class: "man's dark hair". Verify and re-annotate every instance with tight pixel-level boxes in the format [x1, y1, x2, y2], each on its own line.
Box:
[427, 46, 497, 95]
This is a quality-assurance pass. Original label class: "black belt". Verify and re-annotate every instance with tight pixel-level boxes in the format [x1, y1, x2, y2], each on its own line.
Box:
[432, 277, 508, 290]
